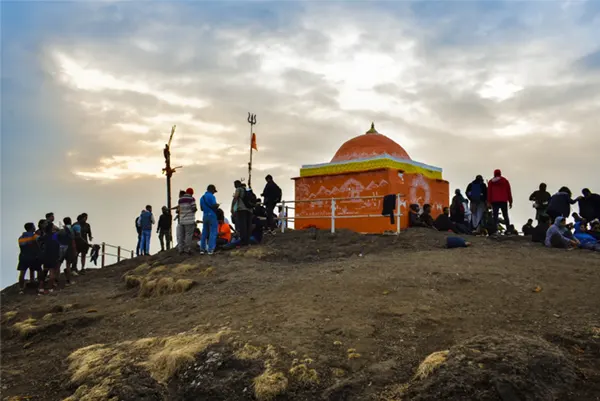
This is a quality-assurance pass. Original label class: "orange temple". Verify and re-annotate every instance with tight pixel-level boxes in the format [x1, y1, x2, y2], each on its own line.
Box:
[293, 123, 450, 233]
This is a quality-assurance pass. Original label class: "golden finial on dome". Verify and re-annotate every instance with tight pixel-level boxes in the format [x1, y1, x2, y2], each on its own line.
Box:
[366, 122, 378, 134]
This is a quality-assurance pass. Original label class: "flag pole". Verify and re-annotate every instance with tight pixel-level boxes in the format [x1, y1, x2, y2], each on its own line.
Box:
[247, 112, 256, 188]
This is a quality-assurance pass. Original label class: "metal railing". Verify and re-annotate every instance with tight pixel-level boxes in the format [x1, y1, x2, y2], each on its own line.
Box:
[279, 193, 404, 234]
[100, 242, 134, 268]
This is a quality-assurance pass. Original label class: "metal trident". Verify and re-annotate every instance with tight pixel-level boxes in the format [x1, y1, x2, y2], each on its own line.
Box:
[247, 112, 257, 188]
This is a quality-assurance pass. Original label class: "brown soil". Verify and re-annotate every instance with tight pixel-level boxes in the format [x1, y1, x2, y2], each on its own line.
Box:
[2, 229, 600, 400]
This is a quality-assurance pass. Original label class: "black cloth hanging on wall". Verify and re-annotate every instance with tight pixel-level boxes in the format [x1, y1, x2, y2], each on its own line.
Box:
[382, 194, 397, 225]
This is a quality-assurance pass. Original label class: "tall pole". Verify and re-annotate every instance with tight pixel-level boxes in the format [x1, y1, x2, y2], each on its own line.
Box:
[163, 124, 177, 212]
[247, 112, 257, 188]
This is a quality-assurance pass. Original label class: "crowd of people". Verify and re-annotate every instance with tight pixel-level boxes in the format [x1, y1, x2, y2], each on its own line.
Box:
[16, 213, 97, 295]
[133, 175, 283, 256]
[408, 170, 600, 251]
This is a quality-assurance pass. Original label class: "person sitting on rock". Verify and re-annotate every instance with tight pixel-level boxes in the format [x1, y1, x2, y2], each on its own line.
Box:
[409, 204, 427, 228]
[419, 204, 435, 228]
[522, 219, 534, 236]
[531, 215, 551, 244]
[216, 209, 232, 248]
[434, 207, 456, 232]
[545, 216, 579, 249]
[573, 220, 600, 251]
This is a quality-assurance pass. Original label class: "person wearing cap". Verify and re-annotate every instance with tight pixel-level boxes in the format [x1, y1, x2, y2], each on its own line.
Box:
[177, 188, 197, 254]
[157, 206, 172, 251]
[200, 184, 219, 255]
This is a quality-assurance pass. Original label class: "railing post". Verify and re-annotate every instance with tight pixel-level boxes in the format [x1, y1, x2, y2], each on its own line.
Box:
[285, 206, 289, 231]
[131, 250, 134, 259]
[117, 246, 121, 262]
[281, 201, 286, 233]
[101, 242, 106, 268]
[331, 198, 336, 234]
[396, 193, 401, 234]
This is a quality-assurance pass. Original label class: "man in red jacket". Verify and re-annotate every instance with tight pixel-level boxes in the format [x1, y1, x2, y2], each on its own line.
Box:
[487, 169, 513, 233]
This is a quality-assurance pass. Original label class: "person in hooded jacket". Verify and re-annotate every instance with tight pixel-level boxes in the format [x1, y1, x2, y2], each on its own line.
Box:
[487, 169, 513, 233]
[545, 216, 579, 249]
[546, 187, 580, 221]
[466, 175, 487, 232]
[409, 204, 427, 228]
[578, 188, 600, 222]
[261, 175, 282, 232]
[573, 220, 600, 251]
[529, 183, 551, 222]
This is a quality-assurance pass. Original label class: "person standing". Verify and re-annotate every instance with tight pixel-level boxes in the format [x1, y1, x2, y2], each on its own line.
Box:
[232, 180, 253, 246]
[466, 175, 487, 232]
[200, 185, 219, 255]
[135, 214, 142, 256]
[529, 183, 551, 222]
[487, 169, 513, 233]
[177, 188, 197, 254]
[139, 206, 155, 255]
[450, 189, 466, 224]
[17, 223, 41, 294]
[578, 188, 600, 222]
[262, 175, 282, 232]
[72, 215, 90, 274]
[157, 206, 172, 251]
[547, 187, 580, 221]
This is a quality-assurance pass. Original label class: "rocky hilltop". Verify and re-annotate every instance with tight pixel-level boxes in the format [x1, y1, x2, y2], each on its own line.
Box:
[2, 229, 600, 400]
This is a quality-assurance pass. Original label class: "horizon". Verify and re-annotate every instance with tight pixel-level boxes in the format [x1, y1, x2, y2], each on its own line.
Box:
[2, 1, 599, 289]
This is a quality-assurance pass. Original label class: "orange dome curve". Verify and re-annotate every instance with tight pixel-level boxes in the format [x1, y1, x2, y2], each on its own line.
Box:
[331, 123, 411, 163]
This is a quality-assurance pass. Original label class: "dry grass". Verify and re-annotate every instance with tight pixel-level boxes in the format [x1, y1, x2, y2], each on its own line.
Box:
[65, 329, 231, 399]
[4, 311, 18, 321]
[143, 330, 229, 382]
[149, 265, 167, 276]
[235, 343, 264, 360]
[414, 350, 449, 380]
[331, 367, 346, 378]
[253, 368, 288, 400]
[139, 279, 157, 297]
[12, 317, 37, 337]
[124, 275, 141, 289]
[132, 263, 150, 274]
[42, 313, 53, 321]
[173, 263, 196, 274]
[289, 363, 319, 384]
[199, 267, 215, 277]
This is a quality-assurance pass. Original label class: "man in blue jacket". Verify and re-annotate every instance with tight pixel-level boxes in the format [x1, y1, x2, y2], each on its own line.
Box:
[200, 185, 219, 255]
[466, 175, 487, 232]
[139, 205, 155, 256]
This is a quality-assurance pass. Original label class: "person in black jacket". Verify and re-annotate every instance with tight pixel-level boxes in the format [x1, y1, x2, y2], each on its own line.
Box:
[531, 215, 551, 243]
[157, 206, 172, 251]
[522, 219, 534, 236]
[547, 187, 581, 221]
[466, 175, 487, 231]
[529, 183, 551, 222]
[578, 188, 600, 222]
[420, 204, 435, 228]
[261, 175, 282, 232]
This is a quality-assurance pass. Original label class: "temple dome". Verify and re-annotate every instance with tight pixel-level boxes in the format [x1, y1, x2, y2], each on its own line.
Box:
[331, 123, 411, 163]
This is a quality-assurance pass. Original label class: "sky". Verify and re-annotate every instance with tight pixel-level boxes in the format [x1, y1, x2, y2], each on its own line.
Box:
[1, 0, 599, 288]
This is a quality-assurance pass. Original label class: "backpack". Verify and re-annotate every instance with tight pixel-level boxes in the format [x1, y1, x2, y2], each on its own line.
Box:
[470, 182, 481, 202]
[242, 188, 258, 209]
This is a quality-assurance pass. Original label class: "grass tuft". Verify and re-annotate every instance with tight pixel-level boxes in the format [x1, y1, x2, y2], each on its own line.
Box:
[235, 343, 263, 360]
[173, 263, 196, 274]
[253, 368, 288, 400]
[4, 311, 17, 321]
[414, 350, 449, 380]
[12, 317, 37, 337]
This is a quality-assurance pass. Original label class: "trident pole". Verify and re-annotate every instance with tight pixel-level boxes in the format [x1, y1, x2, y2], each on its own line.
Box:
[247, 112, 257, 188]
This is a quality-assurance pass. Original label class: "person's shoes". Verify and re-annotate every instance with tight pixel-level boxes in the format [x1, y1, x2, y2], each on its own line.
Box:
[199, 250, 206, 255]
[207, 251, 214, 255]
[19, 290, 25, 295]
[72, 271, 79, 277]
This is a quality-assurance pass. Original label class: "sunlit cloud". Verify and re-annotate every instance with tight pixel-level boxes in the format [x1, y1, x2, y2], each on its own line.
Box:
[53, 52, 209, 108]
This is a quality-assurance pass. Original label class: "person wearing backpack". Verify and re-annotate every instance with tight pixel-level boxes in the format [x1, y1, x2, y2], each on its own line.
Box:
[200, 184, 219, 255]
[466, 175, 487, 232]
[139, 205, 155, 256]
[262, 175, 282, 232]
[232, 180, 253, 246]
